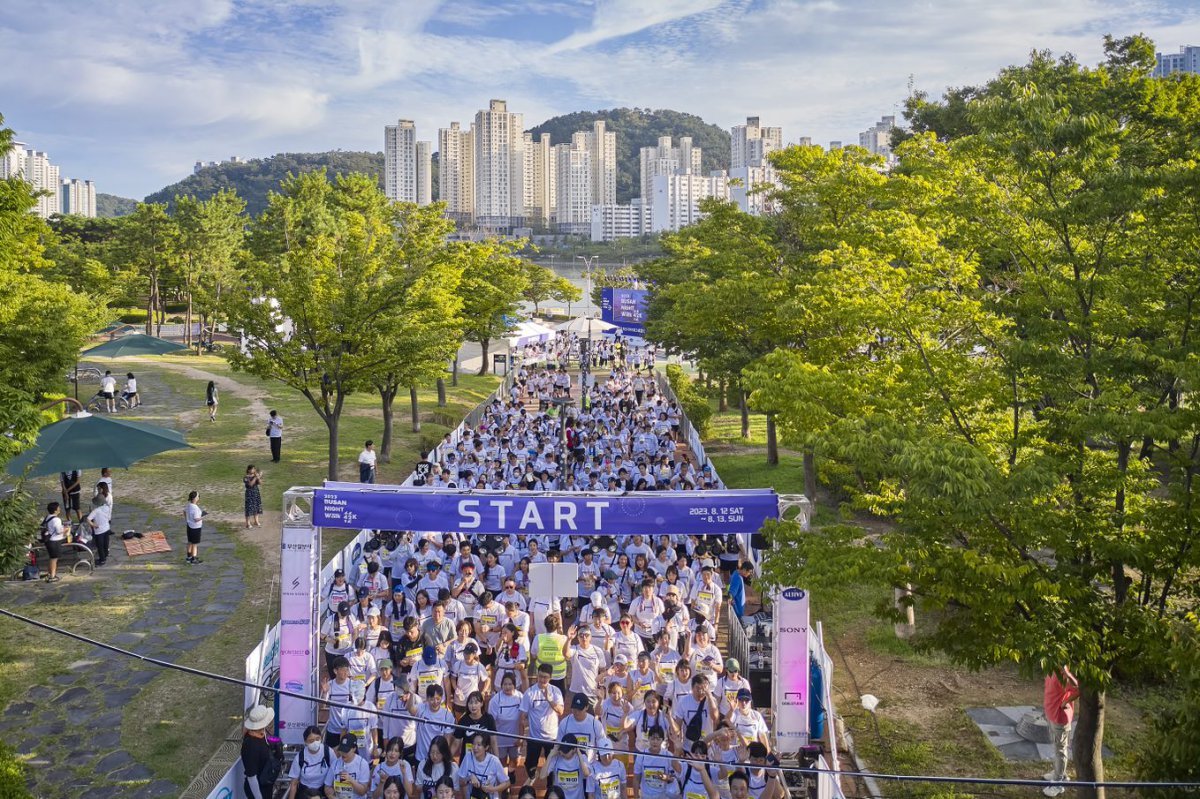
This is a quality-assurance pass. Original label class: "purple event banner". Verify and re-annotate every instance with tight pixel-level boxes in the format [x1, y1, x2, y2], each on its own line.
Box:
[314, 486, 779, 535]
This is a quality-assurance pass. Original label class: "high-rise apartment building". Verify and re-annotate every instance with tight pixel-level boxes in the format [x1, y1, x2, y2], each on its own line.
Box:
[473, 99, 526, 230]
[1154, 45, 1200, 77]
[384, 119, 432, 204]
[650, 172, 730, 233]
[580, 121, 617, 207]
[416, 141, 432, 206]
[731, 116, 783, 169]
[1, 142, 97, 218]
[524, 132, 555, 228]
[555, 140, 592, 234]
[858, 116, 898, 160]
[61, 178, 97, 218]
[591, 199, 650, 242]
[639, 136, 701, 203]
[438, 122, 475, 221]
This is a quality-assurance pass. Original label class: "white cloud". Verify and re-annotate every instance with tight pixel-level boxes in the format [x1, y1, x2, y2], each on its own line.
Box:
[2, 0, 1197, 197]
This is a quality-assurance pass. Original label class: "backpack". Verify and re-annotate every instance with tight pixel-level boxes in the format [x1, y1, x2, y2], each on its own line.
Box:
[38, 515, 54, 543]
[21, 550, 39, 582]
[260, 738, 284, 785]
[684, 697, 707, 743]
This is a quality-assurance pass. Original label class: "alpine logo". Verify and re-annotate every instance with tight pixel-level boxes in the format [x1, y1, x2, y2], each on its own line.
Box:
[782, 587, 807, 601]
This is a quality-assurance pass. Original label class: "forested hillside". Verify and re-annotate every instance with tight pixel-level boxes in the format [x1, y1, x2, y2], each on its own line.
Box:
[144, 151, 385, 216]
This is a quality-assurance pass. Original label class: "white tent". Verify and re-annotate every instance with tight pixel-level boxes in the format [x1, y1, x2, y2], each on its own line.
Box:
[555, 316, 617, 337]
[505, 320, 555, 347]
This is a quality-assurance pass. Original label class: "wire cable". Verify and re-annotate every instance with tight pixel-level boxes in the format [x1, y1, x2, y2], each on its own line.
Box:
[2, 605, 1198, 791]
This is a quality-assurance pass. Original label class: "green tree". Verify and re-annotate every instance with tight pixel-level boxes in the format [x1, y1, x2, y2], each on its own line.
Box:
[521, 260, 581, 315]
[226, 170, 426, 480]
[751, 39, 1200, 798]
[0, 113, 100, 570]
[637, 200, 794, 460]
[174, 190, 246, 347]
[365, 202, 465, 461]
[114, 203, 178, 335]
[456, 241, 529, 375]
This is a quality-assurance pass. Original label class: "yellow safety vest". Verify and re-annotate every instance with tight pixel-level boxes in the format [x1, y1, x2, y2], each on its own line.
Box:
[536, 633, 568, 679]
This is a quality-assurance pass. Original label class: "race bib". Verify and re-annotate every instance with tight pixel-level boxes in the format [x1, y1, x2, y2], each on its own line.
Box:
[418, 671, 438, 690]
[644, 769, 666, 788]
[557, 768, 580, 788]
[336, 631, 352, 649]
[658, 662, 677, 681]
[687, 791, 707, 799]
[334, 777, 355, 799]
[598, 775, 622, 799]
[349, 720, 370, 751]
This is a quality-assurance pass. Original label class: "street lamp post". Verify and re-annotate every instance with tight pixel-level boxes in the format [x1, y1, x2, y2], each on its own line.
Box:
[575, 255, 599, 376]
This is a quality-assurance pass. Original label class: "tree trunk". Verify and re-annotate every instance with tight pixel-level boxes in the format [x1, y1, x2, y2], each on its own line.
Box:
[718, 379, 728, 412]
[1073, 688, 1106, 799]
[409, 386, 421, 433]
[379, 386, 397, 463]
[766, 412, 779, 466]
[145, 275, 155, 335]
[436, 377, 447, 407]
[804, 447, 818, 502]
[740, 389, 750, 439]
[185, 290, 193, 349]
[478, 338, 490, 376]
[452, 357, 459, 387]
[325, 413, 340, 482]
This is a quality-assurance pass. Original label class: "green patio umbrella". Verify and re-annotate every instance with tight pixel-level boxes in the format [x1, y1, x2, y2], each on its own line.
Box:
[82, 333, 188, 358]
[6, 413, 191, 477]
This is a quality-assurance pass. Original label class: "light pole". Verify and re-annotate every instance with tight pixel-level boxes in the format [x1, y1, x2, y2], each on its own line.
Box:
[575, 255, 599, 375]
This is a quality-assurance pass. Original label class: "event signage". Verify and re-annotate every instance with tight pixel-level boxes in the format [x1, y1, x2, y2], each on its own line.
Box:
[314, 486, 779, 535]
[600, 287, 648, 336]
[773, 587, 811, 746]
[278, 524, 320, 744]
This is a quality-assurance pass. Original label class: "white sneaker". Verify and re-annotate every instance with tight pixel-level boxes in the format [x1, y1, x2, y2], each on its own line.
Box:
[1043, 786, 1065, 797]
[1043, 773, 1056, 783]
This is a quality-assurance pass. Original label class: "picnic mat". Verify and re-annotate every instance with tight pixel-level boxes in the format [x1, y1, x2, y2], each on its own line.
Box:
[122, 531, 171, 557]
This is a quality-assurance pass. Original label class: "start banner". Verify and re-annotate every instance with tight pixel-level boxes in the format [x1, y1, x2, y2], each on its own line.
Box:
[314, 485, 779, 536]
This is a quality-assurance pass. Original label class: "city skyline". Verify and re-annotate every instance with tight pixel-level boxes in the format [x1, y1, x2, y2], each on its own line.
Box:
[1, 0, 1197, 199]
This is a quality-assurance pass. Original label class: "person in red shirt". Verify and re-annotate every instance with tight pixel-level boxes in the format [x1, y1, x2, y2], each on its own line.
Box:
[1042, 667, 1080, 796]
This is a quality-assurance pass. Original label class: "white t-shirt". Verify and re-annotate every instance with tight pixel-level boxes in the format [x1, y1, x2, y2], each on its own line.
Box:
[457, 752, 508, 799]
[358, 449, 377, 467]
[45, 515, 65, 543]
[87, 503, 112, 534]
[124, 377, 137, 393]
[322, 753, 371, 797]
[185, 502, 203, 530]
[288, 744, 333, 790]
[519, 683, 564, 738]
[100, 374, 116, 393]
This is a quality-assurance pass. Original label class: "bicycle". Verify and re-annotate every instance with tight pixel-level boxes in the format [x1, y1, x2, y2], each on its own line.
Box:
[66, 367, 103, 384]
[85, 393, 130, 414]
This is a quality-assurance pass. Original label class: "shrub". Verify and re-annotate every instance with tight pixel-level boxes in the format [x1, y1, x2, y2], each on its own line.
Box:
[666, 364, 712, 437]
[0, 741, 31, 799]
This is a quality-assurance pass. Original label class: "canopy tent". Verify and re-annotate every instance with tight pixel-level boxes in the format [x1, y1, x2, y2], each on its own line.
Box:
[555, 316, 617, 338]
[82, 333, 189, 358]
[505, 320, 555, 348]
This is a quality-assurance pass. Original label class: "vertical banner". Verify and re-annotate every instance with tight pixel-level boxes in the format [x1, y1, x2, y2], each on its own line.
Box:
[278, 524, 320, 744]
[773, 587, 811, 748]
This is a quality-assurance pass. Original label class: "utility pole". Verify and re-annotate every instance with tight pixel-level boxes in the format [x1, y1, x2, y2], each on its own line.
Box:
[576, 255, 599, 375]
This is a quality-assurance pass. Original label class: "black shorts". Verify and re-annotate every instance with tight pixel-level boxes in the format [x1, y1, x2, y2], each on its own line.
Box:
[100, 391, 114, 399]
[65, 493, 81, 511]
[45, 539, 64, 559]
[186, 526, 202, 545]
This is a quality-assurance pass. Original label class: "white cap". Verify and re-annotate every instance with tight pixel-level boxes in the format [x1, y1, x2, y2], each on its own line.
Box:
[591, 591, 605, 607]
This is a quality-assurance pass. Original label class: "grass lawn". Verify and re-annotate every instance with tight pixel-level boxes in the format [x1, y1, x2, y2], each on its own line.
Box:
[9, 353, 498, 789]
[706, 438, 1154, 796]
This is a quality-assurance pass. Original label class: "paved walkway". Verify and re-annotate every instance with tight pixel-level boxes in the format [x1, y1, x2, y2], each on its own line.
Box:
[0, 503, 244, 798]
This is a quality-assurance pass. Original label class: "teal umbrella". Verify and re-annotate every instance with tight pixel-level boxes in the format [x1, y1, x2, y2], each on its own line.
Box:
[82, 333, 188, 358]
[6, 413, 191, 477]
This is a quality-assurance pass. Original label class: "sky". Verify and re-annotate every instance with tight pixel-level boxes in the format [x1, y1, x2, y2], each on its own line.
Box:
[1, 0, 1197, 200]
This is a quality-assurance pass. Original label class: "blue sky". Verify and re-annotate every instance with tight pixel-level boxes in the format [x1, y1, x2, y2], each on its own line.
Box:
[1, 0, 1197, 199]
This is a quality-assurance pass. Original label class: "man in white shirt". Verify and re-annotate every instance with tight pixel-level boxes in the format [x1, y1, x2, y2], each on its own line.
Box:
[99, 370, 117, 412]
[358, 440, 377, 484]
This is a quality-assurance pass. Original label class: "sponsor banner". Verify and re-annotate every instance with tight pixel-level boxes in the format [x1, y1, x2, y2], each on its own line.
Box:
[314, 486, 778, 536]
[600, 287, 648, 336]
[773, 587, 811, 747]
[278, 524, 319, 744]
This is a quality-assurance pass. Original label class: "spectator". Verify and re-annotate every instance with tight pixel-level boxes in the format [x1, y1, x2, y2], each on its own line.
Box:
[243, 465, 263, 528]
[267, 410, 283, 461]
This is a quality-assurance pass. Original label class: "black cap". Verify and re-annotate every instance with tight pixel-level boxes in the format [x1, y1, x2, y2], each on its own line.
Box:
[336, 600, 351, 615]
[336, 733, 357, 753]
[571, 694, 591, 710]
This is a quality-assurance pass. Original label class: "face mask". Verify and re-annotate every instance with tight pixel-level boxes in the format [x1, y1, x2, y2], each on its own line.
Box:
[306, 741, 322, 754]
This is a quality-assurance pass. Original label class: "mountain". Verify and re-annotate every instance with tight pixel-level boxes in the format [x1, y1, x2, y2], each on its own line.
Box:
[144, 151, 386, 217]
[527, 108, 731, 204]
[96, 192, 138, 217]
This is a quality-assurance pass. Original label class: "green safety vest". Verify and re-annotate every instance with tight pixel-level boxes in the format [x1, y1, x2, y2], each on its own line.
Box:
[536, 633, 568, 679]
